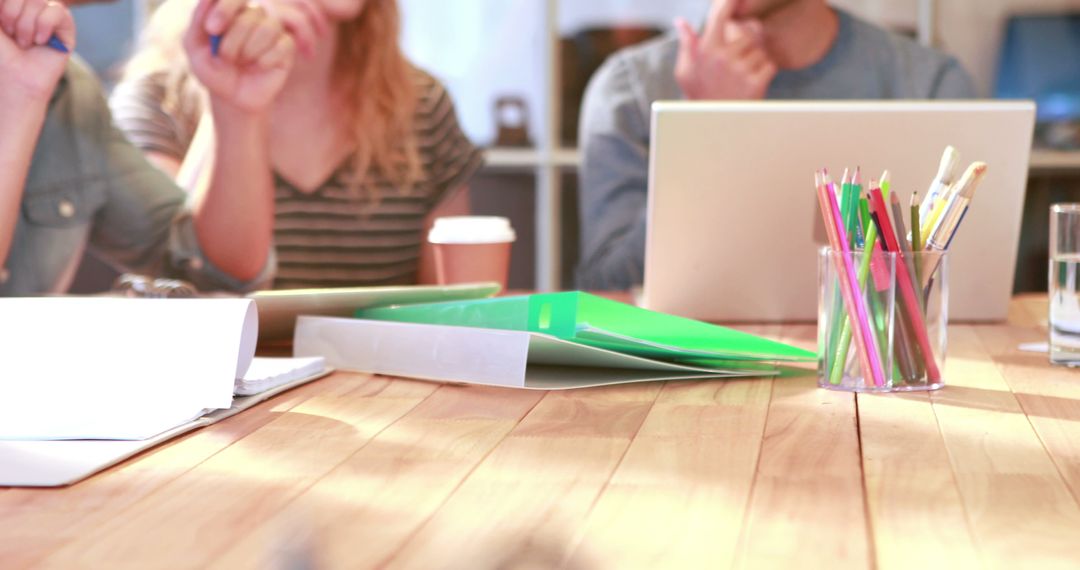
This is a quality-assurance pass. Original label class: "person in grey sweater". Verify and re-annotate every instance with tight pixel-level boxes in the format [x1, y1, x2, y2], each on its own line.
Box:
[576, 0, 977, 291]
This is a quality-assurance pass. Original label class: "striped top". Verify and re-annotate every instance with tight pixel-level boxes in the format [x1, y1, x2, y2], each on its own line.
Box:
[109, 69, 484, 289]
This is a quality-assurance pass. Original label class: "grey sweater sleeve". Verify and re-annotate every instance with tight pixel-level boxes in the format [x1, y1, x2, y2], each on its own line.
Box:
[576, 54, 652, 291]
[930, 56, 979, 98]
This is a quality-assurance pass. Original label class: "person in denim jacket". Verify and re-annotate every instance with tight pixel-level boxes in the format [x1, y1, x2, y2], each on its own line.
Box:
[0, 0, 294, 295]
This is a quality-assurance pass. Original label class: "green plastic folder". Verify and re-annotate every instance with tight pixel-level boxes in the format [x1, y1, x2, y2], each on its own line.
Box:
[354, 292, 814, 365]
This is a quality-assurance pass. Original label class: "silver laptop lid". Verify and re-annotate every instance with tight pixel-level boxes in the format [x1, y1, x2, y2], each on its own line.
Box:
[643, 101, 1036, 322]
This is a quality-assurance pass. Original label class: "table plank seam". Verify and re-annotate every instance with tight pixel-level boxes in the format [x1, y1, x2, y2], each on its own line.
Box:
[579, 384, 665, 516]
[373, 385, 551, 567]
[191, 378, 445, 568]
[928, 326, 1071, 570]
[973, 328, 1080, 511]
[928, 394, 985, 565]
[556, 381, 668, 565]
[730, 377, 777, 569]
[928, 399, 996, 569]
[930, 327, 1014, 569]
[522, 382, 665, 570]
[854, 394, 882, 570]
[11, 377, 351, 568]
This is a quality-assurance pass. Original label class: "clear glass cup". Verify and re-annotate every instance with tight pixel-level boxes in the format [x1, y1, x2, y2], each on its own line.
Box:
[818, 248, 948, 392]
[1049, 204, 1080, 365]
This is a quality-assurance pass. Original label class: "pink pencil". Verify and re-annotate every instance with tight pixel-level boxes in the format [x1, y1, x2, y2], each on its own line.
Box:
[825, 182, 887, 387]
[816, 176, 886, 387]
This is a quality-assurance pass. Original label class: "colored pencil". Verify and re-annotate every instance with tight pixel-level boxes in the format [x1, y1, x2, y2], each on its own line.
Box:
[868, 208, 920, 381]
[891, 191, 924, 311]
[847, 168, 862, 248]
[822, 169, 846, 371]
[818, 176, 887, 388]
[890, 191, 928, 379]
[911, 192, 923, 286]
[868, 188, 942, 382]
[829, 195, 869, 386]
[911, 193, 922, 251]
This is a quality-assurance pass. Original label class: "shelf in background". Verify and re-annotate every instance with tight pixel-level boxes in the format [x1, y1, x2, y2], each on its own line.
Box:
[485, 147, 1080, 175]
[1030, 149, 1080, 173]
[483, 147, 582, 170]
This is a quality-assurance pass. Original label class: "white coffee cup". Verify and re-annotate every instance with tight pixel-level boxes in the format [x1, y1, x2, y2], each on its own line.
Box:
[428, 216, 516, 289]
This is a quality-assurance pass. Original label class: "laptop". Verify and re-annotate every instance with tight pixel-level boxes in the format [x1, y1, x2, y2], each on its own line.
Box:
[643, 101, 1036, 322]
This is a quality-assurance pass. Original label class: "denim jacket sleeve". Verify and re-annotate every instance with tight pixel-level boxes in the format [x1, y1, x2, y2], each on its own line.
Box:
[0, 60, 274, 295]
[88, 94, 276, 293]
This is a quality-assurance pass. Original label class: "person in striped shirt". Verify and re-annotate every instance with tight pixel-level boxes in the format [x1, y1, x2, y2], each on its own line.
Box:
[111, 0, 484, 290]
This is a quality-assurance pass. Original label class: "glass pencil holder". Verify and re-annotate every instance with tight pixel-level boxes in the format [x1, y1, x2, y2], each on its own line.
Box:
[818, 248, 948, 392]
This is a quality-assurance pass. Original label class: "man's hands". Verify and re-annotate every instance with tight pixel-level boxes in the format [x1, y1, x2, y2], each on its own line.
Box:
[185, 0, 296, 115]
[0, 0, 73, 101]
[674, 0, 777, 101]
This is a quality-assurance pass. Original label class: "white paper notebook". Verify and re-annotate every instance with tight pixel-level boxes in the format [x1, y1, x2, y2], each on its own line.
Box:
[236, 357, 327, 396]
[0, 298, 258, 441]
[0, 357, 332, 487]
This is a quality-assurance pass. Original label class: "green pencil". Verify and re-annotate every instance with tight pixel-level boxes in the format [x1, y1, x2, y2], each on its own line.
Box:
[825, 169, 853, 381]
[829, 190, 881, 386]
[912, 192, 923, 286]
[911, 192, 922, 250]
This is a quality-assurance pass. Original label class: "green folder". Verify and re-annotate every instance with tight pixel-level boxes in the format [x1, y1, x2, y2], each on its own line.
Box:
[354, 292, 814, 366]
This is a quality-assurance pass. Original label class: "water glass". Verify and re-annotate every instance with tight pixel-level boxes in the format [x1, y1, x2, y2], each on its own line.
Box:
[1050, 204, 1080, 365]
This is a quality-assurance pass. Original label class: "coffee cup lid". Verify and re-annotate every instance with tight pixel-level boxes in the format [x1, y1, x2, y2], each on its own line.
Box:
[428, 216, 517, 244]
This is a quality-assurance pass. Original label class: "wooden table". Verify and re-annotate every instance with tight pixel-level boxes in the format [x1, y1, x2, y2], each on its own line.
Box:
[3, 296, 1080, 569]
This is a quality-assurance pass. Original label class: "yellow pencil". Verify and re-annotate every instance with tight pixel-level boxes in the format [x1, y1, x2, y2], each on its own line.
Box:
[921, 187, 952, 238]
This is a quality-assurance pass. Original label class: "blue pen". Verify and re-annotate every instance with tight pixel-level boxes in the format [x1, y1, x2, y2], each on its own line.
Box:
[46, 35, 68, 53]
[210, 35, 221, 56]
[943, 208, 969, 250]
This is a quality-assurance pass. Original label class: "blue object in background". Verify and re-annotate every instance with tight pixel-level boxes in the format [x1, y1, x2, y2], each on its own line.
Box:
[996, 13, 1080, 124]
[66, 0, 139, 294]
[71, 0, 137, 90]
